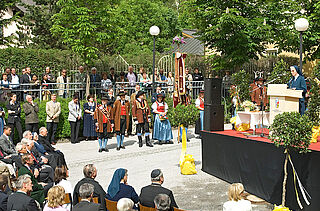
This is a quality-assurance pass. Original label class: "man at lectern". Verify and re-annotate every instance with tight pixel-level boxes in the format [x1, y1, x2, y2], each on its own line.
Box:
[287, 65, 307, 115]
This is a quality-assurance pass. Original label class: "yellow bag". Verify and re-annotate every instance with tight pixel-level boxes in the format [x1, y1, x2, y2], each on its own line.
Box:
[180, 154, 197, 175]
[311, 125, 320, 143]
[235, 123, 250, 131]
[273, 205, 290, 211]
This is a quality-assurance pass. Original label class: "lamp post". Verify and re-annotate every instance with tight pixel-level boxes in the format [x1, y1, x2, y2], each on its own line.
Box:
[149, 25, 160, 95]
[294, 18, 309, 71]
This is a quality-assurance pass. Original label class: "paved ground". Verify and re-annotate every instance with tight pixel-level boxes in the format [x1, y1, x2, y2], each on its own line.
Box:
[55, 128, 273, 211]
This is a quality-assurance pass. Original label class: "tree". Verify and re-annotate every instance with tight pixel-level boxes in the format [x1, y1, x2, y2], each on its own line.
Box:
[111, 0, 181, 55]
[182, 0, 272, 71]
[0, 0, 20, 46]
[51, 0, 116, 65]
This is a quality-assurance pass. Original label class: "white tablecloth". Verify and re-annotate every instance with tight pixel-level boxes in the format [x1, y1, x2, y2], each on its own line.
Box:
[236, 111, 270, 130]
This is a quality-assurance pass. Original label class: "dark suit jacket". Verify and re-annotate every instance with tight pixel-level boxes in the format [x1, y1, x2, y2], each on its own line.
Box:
[20, 74, 31, 90]
[0, 191, 7, 211]
[7, 191, 40, 211]
[73, 200, 104, 211]
[90, 74, 101, 87]
[38, 135, 55, 153]
[139, 183, 178, 209]
[23, 102, 39, 124]
[6, 102, 21, 124]
[73, 178, 106, 211]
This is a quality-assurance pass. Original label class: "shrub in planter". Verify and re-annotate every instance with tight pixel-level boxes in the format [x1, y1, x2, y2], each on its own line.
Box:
[167, 103, 199, 128]
[270, 112, 312, 208]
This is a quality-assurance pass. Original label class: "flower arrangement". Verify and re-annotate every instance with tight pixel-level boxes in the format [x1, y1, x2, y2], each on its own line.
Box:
[241, 100, 254, 108]
[172, 36, 186, 45]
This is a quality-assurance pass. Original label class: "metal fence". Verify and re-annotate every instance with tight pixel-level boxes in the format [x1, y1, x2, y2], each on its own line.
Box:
[0, 81, 205, 102]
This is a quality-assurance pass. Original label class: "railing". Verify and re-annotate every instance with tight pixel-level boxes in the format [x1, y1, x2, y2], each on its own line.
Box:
[0, 80, 206, 102]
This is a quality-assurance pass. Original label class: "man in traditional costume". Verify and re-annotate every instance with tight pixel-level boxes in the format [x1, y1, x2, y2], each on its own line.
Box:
[94, 96, 114, 152]
[132, 91, 153, 147]
[113, 91, 130, 150]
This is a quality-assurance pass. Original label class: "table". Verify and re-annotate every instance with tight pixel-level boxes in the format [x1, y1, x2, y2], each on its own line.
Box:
[236, 111, 270, 132]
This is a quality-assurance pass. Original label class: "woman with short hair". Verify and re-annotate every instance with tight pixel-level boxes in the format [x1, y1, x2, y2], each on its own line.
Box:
[223, 183, 252, 211]
[117, 198, 134, 211]
[43, 186, 68, 211]
[54, 166, 72, 211]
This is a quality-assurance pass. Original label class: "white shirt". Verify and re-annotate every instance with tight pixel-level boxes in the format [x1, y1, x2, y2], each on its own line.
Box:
[223, 199, 252, 211]
[10, 74, 20, 88]
[151, 101, 168, 113]
[294, 75, 299, 81]
[195, 98, 204, 107]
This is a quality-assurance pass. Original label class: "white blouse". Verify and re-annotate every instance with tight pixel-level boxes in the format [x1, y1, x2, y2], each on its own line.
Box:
[223, 199, 252, 211]
[151, 101, 168, 113]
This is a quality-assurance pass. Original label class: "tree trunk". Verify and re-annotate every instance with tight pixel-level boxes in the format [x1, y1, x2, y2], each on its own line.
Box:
[281, 151, 289, 207]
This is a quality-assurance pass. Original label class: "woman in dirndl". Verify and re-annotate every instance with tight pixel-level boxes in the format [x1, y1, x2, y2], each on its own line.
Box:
[83, 94, 97, 140]
[152, 93, 173, 144]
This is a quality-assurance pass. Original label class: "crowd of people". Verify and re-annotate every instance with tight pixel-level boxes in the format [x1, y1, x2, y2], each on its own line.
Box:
[0, 65, 204, 102]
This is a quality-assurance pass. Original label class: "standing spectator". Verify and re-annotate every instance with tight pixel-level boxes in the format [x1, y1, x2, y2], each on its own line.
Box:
[75, 65, 87, 100]
[154, 194, 171, 211]
[126, 66, 137, 87]
[4, 67, 10, 75]
[192, 68, 203, 97]
[21, 66, 32, 100]
[73, 183, 104, 211]
[137, 67, 145, 82]
[23, 95, 39, 133]
[6, 93, 22, 143]
[0, 74, 11, 102]
[73, 164, 107, 210]
[0, 106, 4, 135]
[139, 169, 178, 209]
[222, 71, 232, 98]
[101, 72, 112, 95]
[46, 94, 61, 145]
[54, 166, 73, 211]
[140, 72, 151, 93]
[158, 69, 167, 82]
[223, 183, 252, 211]
[42, 74, 52, 101]
[43, 186, 68, 211]
[7, 174, 41, 211]
[117, 72, 129, 89]
[68, 94, 82, 144]
[45, 66, 56, 83]
[108, 67, 118, 85]
[31, 74, 40, 98]
[56, 69, 70, 98]
[107, 89, 115, 106]
[90, 67, 101, 96]
[185, 68, 193, 97]
[106, 168, 139, 204]
[167, 72, 174, 96]
[8, 67, 20, 101]
[83, 95, 97, 141]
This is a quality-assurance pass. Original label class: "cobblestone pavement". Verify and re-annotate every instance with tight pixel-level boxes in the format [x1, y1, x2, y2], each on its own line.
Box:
[55, 128, 273, 211]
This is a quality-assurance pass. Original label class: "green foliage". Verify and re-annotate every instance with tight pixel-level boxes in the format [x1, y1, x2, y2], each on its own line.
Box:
[270, 112, 312, 153]
[268, 59, 292, 84]
[305, 62, 320, 126]
[231, 70, 251, 103]
[0, 48, 81, 73]
[51, 0, 115, 65]
[0, 0, 20, 46]
[111, 0, 181, 54]
[167, 103, 199, 127]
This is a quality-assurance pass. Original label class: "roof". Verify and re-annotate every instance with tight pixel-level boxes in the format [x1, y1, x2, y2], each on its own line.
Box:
[16, 0, 36, 13]
[167, 30, 204, 56]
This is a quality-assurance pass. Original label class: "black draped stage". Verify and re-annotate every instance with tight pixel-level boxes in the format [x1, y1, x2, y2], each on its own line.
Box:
[201, 130, 320, 211]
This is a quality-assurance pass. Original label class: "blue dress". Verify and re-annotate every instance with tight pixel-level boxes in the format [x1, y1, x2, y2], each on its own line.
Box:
[0, 107, 4, 136]
[287, 75, 307, 115]
[152, 102, 173, 142]
[83, 102, 97, 137]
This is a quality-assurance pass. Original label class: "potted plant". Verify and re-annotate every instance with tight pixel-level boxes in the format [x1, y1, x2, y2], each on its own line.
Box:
[270, 112, 312, 210]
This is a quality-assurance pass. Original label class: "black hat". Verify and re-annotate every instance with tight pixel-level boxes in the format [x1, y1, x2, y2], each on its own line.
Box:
[199, 89, 204, 93]
[118, 91, 126, 96]
[151, 169, 162, 179]
[157, 93, 165, 98]
[101, 96, 108, 101]
[136, 90, 145, 99]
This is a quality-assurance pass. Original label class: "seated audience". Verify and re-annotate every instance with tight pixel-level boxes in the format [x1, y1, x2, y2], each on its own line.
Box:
[73, 164, 106, 210]
[17, 153, 46, 205]
[0, 126, 17, 158]
[139, 169, 178, 209]
[73, 183, 104, 211]
[0, 174, 8, 211]
[154, 194, 171, 211]
[106, 168, 138, 205]
[54, 166, 73, 211]
[117, 198, 134, 211]
[7, 174, 40, 211]
[43, 186, 68, 211]
[223, 183, 252, 211]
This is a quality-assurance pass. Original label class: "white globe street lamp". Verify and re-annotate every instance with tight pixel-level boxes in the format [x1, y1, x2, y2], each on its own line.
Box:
[149, 26, 160, 95]
[294, 18, 309, 71]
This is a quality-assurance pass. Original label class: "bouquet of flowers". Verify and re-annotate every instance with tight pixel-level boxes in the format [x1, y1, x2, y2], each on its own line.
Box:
[240, 100, 257, 111]
[172, 36, 186, 45]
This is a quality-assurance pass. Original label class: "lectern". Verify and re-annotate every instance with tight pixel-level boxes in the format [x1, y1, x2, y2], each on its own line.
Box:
[267, 84, 303, 124]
